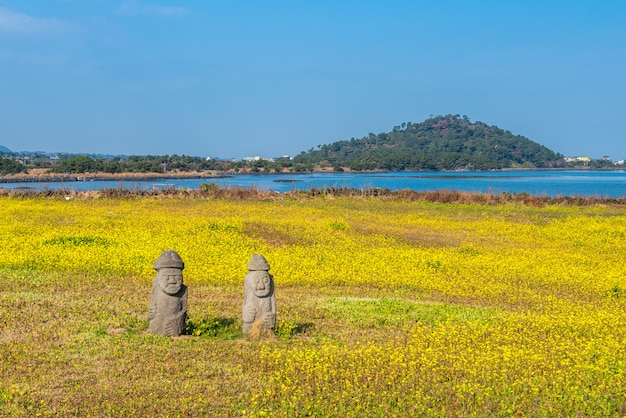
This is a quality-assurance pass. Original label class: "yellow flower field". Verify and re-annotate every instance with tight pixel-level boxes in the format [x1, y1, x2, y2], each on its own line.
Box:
[1, 195, 625, 416]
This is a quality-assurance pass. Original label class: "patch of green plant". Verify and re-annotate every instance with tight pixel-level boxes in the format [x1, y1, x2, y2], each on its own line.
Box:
[329, 221, 347, 230]
[458, 243, 481, 255]
[199, 182, 219, 192]
[321, 297, 497, 328]
[185, 316, 238, 339]
[44, 236, 110, 247]
[92, 324, 108, 337]
[608, 284, 624, 299]
[204, 221, 240, 232]
[275, 319, 314, 340]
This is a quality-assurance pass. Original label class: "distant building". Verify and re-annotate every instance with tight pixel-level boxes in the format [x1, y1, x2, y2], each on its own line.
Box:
[243, 156, 262, 162]
[242, 156, 279, 162]
[565, 156, 592, 163]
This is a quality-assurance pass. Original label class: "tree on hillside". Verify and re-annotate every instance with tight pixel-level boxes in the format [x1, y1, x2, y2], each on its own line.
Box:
[0, 158, 27, 175]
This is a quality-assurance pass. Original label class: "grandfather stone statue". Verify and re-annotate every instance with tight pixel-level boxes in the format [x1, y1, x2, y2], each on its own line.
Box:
[148, 249, 188, 337]
[242, 254, 276, 335]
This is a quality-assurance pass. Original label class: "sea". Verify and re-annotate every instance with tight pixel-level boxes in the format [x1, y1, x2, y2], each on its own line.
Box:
[3, 170, 626, 198]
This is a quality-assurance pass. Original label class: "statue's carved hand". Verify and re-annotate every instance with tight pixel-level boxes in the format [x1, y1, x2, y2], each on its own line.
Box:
[263, 312, 276, 328]
[242, 305, 256, 323]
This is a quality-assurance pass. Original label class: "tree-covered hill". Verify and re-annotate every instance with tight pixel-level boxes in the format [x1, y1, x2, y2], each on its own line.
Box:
[294, 115, 564, 171]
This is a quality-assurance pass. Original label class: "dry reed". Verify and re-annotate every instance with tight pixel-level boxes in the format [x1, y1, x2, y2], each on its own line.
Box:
[1, 184, 625, 207]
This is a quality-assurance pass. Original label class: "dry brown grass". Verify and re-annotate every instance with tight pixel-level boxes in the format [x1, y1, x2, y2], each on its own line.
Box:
[2, 185, 626, 207]
[247, 319, 276, 341]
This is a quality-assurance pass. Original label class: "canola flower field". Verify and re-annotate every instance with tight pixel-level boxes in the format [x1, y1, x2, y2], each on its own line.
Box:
[1, 194, 626, 416]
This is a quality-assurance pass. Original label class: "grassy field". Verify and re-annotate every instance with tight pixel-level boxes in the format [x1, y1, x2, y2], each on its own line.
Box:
[1, 192, 626, 416]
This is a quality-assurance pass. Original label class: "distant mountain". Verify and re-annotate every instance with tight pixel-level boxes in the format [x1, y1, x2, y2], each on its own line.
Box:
[293, 115, 564, 171]
[0, 145, 12, 154]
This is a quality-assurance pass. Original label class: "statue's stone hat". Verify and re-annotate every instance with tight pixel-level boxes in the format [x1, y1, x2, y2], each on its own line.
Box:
[153, 249, 185, 270]
[247, 254, 270, 271]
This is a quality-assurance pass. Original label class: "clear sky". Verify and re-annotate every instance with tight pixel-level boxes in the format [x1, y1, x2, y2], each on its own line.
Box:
[1, 1, 625, 160]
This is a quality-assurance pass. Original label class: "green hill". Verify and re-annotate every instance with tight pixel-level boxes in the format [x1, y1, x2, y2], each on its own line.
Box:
[0, 145, 11, 154]
[294, 114, 563, 171]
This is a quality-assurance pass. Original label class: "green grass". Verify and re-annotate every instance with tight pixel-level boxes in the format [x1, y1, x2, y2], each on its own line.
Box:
[321, 297, 498, 328]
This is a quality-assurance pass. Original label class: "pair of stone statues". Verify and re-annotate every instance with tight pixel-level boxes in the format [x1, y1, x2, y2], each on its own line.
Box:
[148, 250, 276, 337]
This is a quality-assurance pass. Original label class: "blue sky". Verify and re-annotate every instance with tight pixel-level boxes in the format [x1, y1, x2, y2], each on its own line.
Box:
[1, 1, 625, 159]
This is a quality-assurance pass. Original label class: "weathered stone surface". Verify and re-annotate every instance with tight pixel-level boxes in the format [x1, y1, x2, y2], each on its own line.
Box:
[148, 250, 188, 337]
[242, 254, 276, 335]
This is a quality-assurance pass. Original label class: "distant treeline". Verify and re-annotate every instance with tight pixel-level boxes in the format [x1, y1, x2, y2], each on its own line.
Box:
[0, 114, 618, 175]
[1, 154, 307, 175]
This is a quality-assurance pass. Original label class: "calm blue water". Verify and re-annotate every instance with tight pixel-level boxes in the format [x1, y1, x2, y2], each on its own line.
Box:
[3, 171, 626, 198]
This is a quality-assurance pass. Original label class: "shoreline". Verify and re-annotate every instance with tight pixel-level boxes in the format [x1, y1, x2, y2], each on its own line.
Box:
[0, 167, 626, 184]
[0, 166, 624, 184]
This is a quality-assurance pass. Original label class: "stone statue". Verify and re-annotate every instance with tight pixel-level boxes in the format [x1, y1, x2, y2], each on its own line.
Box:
[242, 254, 276, 335]
[148, 249, 188, 337]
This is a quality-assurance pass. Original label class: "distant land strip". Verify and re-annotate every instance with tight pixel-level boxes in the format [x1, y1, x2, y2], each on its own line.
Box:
[0, 170, 229, 183]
